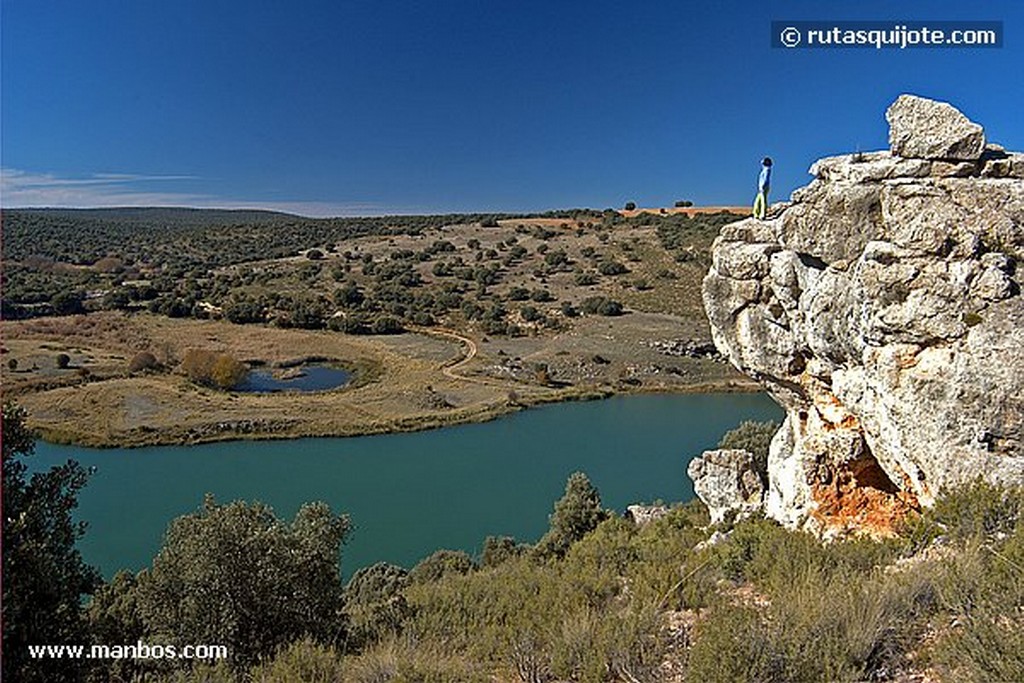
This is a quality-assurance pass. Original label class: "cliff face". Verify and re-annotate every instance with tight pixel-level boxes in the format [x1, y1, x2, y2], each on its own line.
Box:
[702, 95, 1024, 535]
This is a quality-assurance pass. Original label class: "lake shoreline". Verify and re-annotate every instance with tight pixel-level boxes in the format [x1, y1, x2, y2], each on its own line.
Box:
[33, 377, 763, 449]
[33, 392, 784, 580]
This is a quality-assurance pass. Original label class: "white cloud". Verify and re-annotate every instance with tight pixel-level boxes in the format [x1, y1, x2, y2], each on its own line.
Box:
[0, 168, 398, 217]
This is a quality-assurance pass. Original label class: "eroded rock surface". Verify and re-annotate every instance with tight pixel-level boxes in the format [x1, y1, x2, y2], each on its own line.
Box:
[687, 449, 765, 525]
[701, 95, 1024, 535]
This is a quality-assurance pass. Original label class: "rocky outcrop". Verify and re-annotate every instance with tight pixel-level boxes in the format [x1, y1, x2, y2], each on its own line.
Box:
[886, 94, 986, 161]
[687, 449, 765, 524]
[701, 95, 1024, 535]
[625, 504, 670, 526]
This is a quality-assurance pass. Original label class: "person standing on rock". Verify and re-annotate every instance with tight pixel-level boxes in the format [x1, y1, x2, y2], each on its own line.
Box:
[753, 157, 772, 219]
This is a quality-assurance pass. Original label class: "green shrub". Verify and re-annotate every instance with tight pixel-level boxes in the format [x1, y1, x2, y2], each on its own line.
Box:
[717, 420, 779, 484]
[688, 602, 775, 682]
[925, 479, 1022, 542]
[597, 260, 627, 276]
[249, 638, 345, 683]
[580, 296, 623, 316]
[344, 563, 411, 649]
[480, 535, 525, 568]
[136, 496, 350, 671]
[345, 636, 490, 683]
[535, 472, 609, 559]
[409, 549, 476, 585]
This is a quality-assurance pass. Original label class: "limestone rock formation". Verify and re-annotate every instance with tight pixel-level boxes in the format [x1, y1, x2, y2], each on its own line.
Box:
[701, 95, 1024, 535]
[687, 449, 765, 525]
[886, 94, 986, 161]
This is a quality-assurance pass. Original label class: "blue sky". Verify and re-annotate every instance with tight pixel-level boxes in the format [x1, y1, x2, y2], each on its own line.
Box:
[2, 0, 1021, 216]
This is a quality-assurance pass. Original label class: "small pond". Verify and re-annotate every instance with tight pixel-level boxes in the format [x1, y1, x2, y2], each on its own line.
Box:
[236, 365, 351, 393]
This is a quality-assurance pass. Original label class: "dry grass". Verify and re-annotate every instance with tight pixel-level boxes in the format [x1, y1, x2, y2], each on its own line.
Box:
[2, 311, 749, 447]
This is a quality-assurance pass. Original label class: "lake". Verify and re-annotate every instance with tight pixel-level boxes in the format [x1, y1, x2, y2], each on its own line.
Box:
[236, 364, 351, 393]
[31, 393, 782, 580]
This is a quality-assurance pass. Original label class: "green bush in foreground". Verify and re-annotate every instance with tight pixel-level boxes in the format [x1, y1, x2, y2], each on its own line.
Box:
[534, 471, 609, 559]
[137, 495, 351, 671]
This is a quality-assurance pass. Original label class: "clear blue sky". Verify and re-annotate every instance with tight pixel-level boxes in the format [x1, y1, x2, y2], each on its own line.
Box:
[2, 0, 1021, 216]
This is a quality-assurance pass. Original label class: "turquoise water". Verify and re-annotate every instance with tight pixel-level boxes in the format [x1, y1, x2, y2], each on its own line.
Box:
[31, 393, 782, 579]
[236, 365, 351, 393]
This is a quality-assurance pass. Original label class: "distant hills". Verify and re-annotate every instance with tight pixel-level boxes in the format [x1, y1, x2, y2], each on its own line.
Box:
[3, 206, 304, 228]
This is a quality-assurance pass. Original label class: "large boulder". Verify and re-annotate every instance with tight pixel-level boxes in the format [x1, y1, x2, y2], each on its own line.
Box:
[886, 94, 986, 161]
[701, 96, 1024, 535]
[687, 449, 765, 525]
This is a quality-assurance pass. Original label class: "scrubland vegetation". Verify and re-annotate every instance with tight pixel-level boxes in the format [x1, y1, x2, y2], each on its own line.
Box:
[2, 208, 736, 334]
[4, 404, 1022, 682]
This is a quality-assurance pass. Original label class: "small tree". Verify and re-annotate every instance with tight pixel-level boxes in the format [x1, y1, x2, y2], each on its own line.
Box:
[2, 403, 100, 683]
[135, 496, 350, 671]
[210, 354, 247, 389]
[624, 201, 637, 211]
[50, 290, 85, 316]
[535, 472, 609, 558]
[181, 349, 248, 389]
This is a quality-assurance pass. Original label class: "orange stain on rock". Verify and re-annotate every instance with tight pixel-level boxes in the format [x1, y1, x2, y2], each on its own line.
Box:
[810, 456, 919, 537]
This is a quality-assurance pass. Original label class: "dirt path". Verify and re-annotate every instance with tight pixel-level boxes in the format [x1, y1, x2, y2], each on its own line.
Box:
[408, 326, 481, 381]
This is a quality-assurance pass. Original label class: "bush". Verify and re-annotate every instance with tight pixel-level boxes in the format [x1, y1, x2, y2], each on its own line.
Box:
[481, 536, 524, 568]
[520, 305, 542, 322]
[249, 638, 345, 682]
[56, 352, 71, 369]
[370, 315, 405, 335]
[344, 563, 411, 648]
[2, 403, 99, 683]
[345, 636, 490, 683]
[409, 549, 477, 585]
[128, 351, 159, 373]
[535, 472, 609, 559]
[507, 286, 530, 301]
[624, 201, 636, 211]
[597, 260, 628, 276]
[574, 272, 598, 286]
[580, 296, 623, 316]
[180, 349, 248, 389]
[136, 496, 350, 671]
[717, 420, 779, 485]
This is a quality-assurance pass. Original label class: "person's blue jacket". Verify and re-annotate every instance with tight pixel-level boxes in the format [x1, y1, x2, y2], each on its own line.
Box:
[758, 164, 772, 192]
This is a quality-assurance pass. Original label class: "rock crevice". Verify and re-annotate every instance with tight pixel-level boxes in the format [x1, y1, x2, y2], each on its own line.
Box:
[698, 95, 1024, 535]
